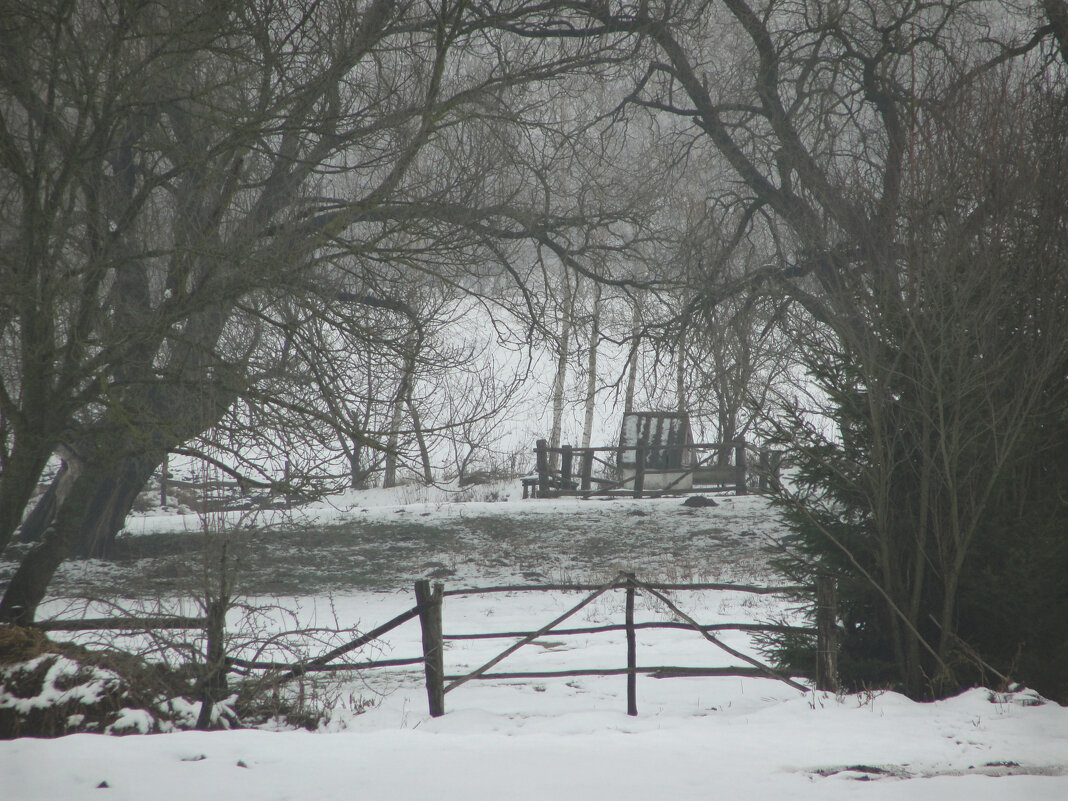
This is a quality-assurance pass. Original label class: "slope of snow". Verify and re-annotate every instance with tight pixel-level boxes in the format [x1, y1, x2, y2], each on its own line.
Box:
[3, 488, 1067, 800]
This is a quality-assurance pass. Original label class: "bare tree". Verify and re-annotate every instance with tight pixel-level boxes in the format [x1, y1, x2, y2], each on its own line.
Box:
[547, 264, 577, 468]
[580, 281, 603, 450]
[513, 0, 1067, 696]
[0, 0, 650, 623]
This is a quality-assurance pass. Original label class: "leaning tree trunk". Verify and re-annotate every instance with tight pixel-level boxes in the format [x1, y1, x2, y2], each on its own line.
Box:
[0, 462, 107, 625]
[76, 454, 161, 557]
[0, 435, 54, 555]
[3, 348, 238, 616]
[18, 454, 162, 559]
[0, 445, 171, 624]
[16, 462, 70, 544]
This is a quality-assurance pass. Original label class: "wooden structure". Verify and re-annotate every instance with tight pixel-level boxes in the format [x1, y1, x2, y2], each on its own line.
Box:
[523, 419, 782, 499]
[617, 412, 695, 491]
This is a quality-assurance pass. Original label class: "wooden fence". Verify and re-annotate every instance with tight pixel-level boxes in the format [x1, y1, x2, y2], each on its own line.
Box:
[32, 572, 836, 720]
[524, 440, 783, 499]
[428, 573, 835, 717]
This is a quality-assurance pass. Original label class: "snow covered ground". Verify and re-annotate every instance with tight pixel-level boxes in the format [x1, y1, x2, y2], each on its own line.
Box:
[3, 485, 1067, 800]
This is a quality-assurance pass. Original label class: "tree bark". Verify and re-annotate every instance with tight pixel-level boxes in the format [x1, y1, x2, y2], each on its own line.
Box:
[75, 455, 161, 558]
[16, 462, 70, 544]
[384, 331, 422, 489]
[581, 282, 602, 451]
[624, 300, 641, 414]
[406, 392, 434, 485]
[0, 437, 53, 554]
[383, 381, 406, 489]
[548, 269, 575, 471]
[15, 455, 157, 560]
[0, 461, 105, 625]
[1044, 0, 1068, 65]
[675, 324, 688, 416]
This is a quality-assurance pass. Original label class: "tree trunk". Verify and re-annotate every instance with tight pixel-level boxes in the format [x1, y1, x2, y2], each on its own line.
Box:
[160, 453, 169, 508]
[406, 392, 433, 485]
[1044, 0, 1068, 65]
[624, 301, 641, 414]
[0, 461, 104, 625]
[385, 331, 422, 489]
[675, 326, 688, 416]
[16, 462, 70, 543]
[383, 382, 405, 489]
[347, 440, 370, 490]
[16, 453, 163, 558]
[581, 282, 602, 450]
[549, 270, 575, 470]
[717, 407, 738, 468]
[3, 353, 238, 615]
[0, 437, 52, 554]
[76, 455, 160, 558]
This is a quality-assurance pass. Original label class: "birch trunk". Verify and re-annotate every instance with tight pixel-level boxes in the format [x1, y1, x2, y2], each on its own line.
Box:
[548, 270, 575, 471]
[580, 283, 602, 450]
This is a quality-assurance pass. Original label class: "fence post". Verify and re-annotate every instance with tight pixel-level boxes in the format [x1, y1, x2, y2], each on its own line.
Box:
[625, 573, 638, 716]
[580, 450, 594, 491]
[633, 443, 646, 498]
[815, 576, 838, 692]
[535, 439, 550, 499]
[734, 440, 748, 496]
[416, 580, 446, 717]
[759, 449, 769, 492]
[561, 445, 573, 491]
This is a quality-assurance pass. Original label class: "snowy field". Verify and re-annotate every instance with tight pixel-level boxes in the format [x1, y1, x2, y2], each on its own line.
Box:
[3, 486, 1067, 800]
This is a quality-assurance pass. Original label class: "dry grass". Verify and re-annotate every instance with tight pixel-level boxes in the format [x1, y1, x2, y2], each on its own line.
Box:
[0, 625, 53, 665]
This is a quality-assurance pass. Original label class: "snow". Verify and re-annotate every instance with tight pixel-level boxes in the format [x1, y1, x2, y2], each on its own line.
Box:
[3, 685, 1065, 800]
[0, 654, 119, 715]
[121, 481, 533, 536]
[3, 488, 1067, 800]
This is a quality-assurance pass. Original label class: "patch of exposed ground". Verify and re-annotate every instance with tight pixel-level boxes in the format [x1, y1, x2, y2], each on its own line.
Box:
[2, 495, 784, 600]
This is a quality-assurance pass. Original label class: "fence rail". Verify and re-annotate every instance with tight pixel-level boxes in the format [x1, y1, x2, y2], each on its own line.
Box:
[32, 571, 837, 720]
[33, 615, 206, 632]
[444, 621, 812, 640]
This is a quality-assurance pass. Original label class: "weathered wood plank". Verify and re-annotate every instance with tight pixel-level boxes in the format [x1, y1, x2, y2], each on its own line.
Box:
[625, 573, 637, 716]
[416, 579, 446, 717]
